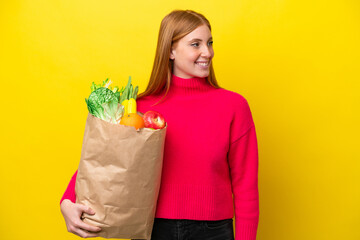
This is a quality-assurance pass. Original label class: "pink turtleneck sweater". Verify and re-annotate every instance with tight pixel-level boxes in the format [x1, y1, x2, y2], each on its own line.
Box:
[60, 74, 259, 239]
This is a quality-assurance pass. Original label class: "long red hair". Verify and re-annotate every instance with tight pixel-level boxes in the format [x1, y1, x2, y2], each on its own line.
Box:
[137, 9, 222, 105]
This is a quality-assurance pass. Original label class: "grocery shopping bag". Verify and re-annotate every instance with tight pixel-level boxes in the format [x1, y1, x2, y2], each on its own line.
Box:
[75, 112, 167, 239]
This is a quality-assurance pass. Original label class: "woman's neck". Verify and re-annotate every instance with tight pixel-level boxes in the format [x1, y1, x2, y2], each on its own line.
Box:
[168, 73, 213, 95]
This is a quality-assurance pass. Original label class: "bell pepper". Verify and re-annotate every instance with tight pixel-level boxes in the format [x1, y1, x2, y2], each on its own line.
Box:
[121, 99, 129, 115]
[128, 98, 137, 114]
[120, 76, 139, 115]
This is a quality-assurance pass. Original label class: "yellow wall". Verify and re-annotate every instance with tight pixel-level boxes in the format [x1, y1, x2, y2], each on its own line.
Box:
[1, 0, 359, 239]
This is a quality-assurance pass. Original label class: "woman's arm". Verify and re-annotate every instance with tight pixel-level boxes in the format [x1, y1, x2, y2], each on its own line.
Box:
[228, 125, 259, 240]
[227, 95, 259, 240]
[60, 170, 102, 237]
[60, 170, 78, 205]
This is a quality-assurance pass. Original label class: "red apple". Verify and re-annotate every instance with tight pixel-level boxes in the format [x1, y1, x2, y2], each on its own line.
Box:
[143, 110, 166, 129]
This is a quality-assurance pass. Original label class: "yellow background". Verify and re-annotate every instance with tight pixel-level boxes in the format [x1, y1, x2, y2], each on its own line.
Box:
[0, 0, 359, 239]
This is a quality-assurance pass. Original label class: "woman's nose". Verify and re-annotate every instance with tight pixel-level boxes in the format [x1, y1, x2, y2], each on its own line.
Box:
[201, 45, 212, 58]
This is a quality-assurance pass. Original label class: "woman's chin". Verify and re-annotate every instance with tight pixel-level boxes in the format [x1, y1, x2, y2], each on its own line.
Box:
[196, 71, 209, 78]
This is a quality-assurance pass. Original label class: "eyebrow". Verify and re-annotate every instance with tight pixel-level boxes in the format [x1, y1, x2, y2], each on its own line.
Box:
[188, 37, 213, 42]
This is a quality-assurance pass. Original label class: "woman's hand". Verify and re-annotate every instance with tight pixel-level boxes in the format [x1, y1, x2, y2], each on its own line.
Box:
[60, 199, 102, 238]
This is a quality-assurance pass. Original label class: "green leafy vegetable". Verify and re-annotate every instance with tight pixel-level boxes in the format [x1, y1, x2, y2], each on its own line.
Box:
[119, 76, 139, 103]
[89, 78, 124, 102]
[102, 100, 124, 124]
[85, 77, 132, 123]
[85, 87, 118, 120]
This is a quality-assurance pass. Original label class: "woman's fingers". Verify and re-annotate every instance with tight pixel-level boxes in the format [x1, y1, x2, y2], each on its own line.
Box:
[75, 220, 101, 233]
[73, 227, 100, 238]
[73, 204, 102, 234]
[61, 200, 102, 238]
[77, 204, 96, 215]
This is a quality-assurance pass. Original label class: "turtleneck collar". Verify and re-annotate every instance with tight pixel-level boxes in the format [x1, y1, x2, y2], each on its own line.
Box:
[168, 73, 214, 96]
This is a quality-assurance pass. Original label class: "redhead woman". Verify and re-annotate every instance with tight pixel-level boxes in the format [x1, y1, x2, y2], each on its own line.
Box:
[60, 9, 259, 240]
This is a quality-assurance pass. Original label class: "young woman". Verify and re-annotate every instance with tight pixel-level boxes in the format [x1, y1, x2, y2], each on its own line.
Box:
[60, 9, 259, 240]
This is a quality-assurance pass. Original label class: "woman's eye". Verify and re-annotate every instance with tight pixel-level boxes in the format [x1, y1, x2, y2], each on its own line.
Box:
[191, 41, 213, 47]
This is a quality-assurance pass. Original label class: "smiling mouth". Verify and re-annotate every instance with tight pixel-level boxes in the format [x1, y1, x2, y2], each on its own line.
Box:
[195, 61, 210, 66]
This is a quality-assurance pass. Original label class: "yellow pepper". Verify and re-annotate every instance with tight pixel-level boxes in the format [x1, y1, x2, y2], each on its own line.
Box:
[119, 76, 139, 116]
[128, 98, 137, 114]
[122, 98, 137, 115]
[121, 99, 129, 115]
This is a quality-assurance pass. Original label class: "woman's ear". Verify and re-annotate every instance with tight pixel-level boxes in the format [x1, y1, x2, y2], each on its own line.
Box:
[170, 41, 179, 60]
[170, 50, 175, 60]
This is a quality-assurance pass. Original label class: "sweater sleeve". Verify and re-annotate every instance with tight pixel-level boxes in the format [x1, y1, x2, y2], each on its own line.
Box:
[228, 96, 259, 240]
[59, 170, 78, 205]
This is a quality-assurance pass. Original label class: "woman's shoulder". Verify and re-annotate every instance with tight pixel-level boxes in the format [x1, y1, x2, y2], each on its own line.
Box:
[217, 88, 255, 141]
[137, 94, 153, 106]
[136, 93, 166, 113]
[215, 88, 254, 125]
[215, 87, 250, 108]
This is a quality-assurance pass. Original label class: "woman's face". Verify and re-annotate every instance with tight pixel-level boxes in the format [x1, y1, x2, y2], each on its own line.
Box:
[170, 25, 214, 79]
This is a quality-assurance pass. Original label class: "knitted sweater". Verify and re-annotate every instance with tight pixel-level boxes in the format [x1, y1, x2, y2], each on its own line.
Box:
[60, 73, 259, 240]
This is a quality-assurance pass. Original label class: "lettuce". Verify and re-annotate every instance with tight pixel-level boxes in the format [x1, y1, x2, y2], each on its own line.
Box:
[102, 100, 124, 124]
[85, 78, 126, 123]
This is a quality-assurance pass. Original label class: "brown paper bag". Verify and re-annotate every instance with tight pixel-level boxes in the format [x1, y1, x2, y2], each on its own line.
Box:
[75, 112, 167, 239]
